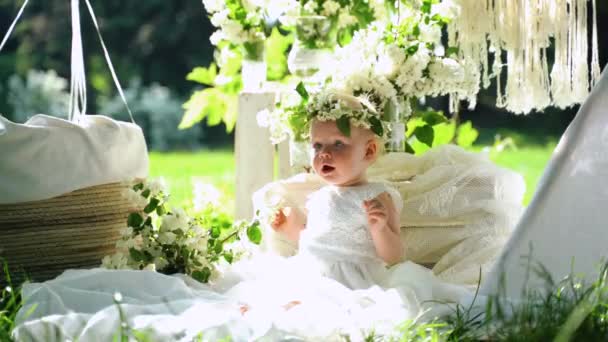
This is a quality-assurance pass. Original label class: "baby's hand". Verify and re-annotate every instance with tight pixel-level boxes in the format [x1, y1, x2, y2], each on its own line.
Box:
[270, 209, 287, 231]
[363, 192, 395, 231]
[270, 206, 305, 242]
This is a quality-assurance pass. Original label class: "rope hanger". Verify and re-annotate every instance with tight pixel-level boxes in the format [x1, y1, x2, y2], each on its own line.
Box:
[0, 0, 135, 124]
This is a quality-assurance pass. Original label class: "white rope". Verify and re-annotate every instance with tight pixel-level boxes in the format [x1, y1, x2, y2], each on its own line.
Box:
[82, 0, 135, 123]
[0, 0, 134, 124]
[69, 0, 87, 122]
[590, 0, 601, 87]
[0, 0, 29, 52]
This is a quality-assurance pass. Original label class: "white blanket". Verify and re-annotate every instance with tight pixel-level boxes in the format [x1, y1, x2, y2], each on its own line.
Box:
[14, 256, 476, 341]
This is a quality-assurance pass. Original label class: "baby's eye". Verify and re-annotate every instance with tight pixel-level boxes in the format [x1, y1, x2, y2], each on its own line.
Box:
[334, 140, 344, 148]
[312, 142, 322, 151]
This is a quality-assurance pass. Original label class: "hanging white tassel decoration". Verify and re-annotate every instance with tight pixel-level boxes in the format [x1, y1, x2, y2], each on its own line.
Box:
[448, 0, 600, 114]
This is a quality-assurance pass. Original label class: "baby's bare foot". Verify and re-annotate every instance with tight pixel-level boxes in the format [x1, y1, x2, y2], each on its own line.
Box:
[239, 303, 250, 316]
[282, 300, 301, 311]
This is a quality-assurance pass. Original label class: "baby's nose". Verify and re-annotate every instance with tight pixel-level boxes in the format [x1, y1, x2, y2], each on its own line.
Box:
[318, 149, 331, 159]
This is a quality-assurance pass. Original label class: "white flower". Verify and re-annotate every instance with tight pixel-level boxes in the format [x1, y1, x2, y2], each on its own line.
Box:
[119, 227, 133, 237]
[193, 182, 222, 211]
[160, 209, 189, 232]
[222, 21, 245, 42]
[256, 108, 271, 127]
[210, 10, 229, 27]
[202, 0, 224, 13]
[153, 257, 169, 270]
[102, 252, 129, 269]
[147, 178, 167, 197]
[376, 44, 406, 77]
[302, 1, 318, 14]
[431, 0, 460, 20]
[143, 263, 156, 272]
[419, 22, 442, 44]
[209, 31, 225, 45]
[158, 231, 177, 245]
[321, 1, 340, 16]
[121, 188, 148, 208]
[337, 12, 357, 29]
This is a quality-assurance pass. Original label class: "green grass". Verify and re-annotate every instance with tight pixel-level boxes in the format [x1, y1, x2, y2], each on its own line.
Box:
[149, 143, 557, 209]
[149, 149, 235, 212]
[483, 143, 556, 205]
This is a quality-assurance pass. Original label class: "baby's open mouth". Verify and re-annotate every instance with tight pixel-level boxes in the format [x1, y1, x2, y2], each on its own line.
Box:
[321, 165, 335, 174]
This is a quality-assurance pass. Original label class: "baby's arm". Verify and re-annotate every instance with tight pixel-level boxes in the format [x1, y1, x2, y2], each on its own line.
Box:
[271, 206, 306, 243]
[364, 192, 404, 265]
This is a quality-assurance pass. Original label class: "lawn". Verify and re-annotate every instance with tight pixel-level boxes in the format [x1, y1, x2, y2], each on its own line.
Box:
[149, 149, 236, 211]
[149, 143, 557, 211]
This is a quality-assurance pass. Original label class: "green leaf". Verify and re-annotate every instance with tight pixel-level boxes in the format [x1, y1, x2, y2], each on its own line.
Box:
[405, 142, 416, 154]
[266, 28, 294, 81]
[141, 189, 151, 198]
[180, 88, 238, 131]
[422, 1, 432, 14]
[336, 116, 351, 137]
[295, 82, 309, 102]
[129, 248, 145, 262]
[192, 267, 211, 283]
[246, 222, 263, 245]
[456, 121, 479, 148]
[421, 111, 448, 126]
[414, 124, 434, 147]
[287, 110, 309, 141]
[214, 242, 223, 254]
[144, 216, 152, 227]
[186, 64, 217, 86]
[431, 122, 456, 146]
[156, 205, 166, 216]
[412, 24, 420, 37]
[224, 252, 234, 263]
[407, 44, 419, 56]
[144, 198, 160, 214]
[369, 116, 384, 137]
[127, 213, 144, 228]
[211, 226, 221, 238]
[446, 46, 459, 57]
[133, 183, 144, 191]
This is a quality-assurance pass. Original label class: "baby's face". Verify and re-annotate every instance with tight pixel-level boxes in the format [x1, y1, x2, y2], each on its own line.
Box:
[309, 120, 376, 186]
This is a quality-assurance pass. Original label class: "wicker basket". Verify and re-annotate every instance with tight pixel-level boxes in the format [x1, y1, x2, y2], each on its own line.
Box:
[0, 182, 140, 286]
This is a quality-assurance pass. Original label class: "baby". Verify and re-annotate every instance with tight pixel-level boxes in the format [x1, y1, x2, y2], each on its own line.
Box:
[271, 93, 405, 290]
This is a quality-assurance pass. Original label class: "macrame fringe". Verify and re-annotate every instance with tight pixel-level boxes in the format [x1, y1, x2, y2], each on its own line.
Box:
[449, 0, 601, 114]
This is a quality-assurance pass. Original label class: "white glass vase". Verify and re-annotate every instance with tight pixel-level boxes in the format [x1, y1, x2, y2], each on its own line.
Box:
[287, 16, 334, 85]
[289, 139, 311, 173]
[241, 40, 266, 91]
[385, 100, 406, 152]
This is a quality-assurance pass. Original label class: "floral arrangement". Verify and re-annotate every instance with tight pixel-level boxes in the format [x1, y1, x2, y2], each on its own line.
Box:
[203, 0, 271, 59]
[279, 0, 381, 48]
[261, 0, 478, 150]
[259, 83, 386, 143]
[102, 179, 262, 283]
[329, 0, 477, 115]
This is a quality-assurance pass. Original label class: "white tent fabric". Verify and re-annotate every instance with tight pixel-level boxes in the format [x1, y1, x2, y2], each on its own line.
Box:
[0, 114, 148, 204]
[481, 68, 608, 298]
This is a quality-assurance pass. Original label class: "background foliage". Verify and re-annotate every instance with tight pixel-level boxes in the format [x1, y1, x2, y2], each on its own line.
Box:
[1, 1, 607, 151]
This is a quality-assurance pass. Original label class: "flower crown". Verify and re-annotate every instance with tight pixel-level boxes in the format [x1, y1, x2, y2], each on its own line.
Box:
[301, 88, 388, 140]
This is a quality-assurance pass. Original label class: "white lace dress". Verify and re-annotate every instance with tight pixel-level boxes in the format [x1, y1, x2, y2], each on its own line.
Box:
[298, 182, 403, 289]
